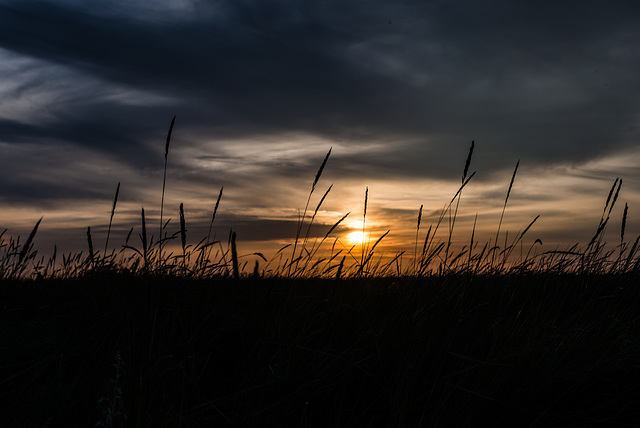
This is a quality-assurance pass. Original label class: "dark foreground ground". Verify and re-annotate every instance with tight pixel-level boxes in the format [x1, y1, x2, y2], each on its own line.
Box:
[2, 273, 640, 427]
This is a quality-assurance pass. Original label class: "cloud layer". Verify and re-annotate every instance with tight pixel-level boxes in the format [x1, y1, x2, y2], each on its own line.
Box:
[1, 0, 639, 255]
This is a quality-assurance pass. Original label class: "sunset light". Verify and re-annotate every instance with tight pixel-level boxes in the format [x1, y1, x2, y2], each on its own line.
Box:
[3, 1, 640, 426]
[0, 1, 639, 259]
[347, 230, 365, 245]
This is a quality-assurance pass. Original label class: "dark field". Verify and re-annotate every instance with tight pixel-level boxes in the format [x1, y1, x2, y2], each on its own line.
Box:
[2, 273, 640, 427]
[3, 136, 640, 426]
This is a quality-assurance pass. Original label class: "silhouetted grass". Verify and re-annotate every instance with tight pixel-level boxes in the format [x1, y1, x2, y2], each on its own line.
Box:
[2, 120, 640, 425]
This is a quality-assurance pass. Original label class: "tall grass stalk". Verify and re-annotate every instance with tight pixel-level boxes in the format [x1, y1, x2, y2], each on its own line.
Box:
[87, 226, 94, 269]
[18, 217, 42, 267]
[303, 211, 350, 273]
[207, 186, 223, 243]
[586, 179, 622, 253]
[446, 141, 475, 266]
[468, 213, 478, 269]
[159, 115, 176, 261]
[231, 231, 239, 282]
[179, 202, 187, 269]
[493, 160, 519, 267]
[621, 202, 628, 246]
[601, 178, 619, 225]
[141, 208, 148, 269]
[104, 182, 120, 254]
[359, 187, 368, 276]
[289, 148, 331, 276]
[418, 171, 475, 275]
[303, 184, 333, 248]
[414, 205, 423, 274]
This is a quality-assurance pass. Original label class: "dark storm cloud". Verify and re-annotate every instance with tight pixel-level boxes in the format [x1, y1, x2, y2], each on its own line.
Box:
[1, 0, 640, 223]
[0, 178, 104, 204]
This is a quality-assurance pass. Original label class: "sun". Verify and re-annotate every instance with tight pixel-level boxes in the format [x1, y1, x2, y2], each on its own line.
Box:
[348, 231, 365, 245]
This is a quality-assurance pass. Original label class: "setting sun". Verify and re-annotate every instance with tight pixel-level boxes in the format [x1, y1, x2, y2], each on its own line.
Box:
[348, 231, 365, 245]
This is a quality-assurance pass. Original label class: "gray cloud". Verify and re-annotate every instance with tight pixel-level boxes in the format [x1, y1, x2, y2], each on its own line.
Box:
[1, 2, 638, 149]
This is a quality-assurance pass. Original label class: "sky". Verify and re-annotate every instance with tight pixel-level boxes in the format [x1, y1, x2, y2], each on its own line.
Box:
[1, 0, 640, 266]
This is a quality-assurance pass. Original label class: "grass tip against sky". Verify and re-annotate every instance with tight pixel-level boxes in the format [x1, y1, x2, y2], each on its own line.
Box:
[1, 0, 640, 258]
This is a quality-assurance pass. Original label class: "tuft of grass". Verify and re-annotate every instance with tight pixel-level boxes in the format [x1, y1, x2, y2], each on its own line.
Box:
[4, 217, 43, 279]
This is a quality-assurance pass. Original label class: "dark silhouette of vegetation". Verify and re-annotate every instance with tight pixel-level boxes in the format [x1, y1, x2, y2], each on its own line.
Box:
[2, 119, 640, 425]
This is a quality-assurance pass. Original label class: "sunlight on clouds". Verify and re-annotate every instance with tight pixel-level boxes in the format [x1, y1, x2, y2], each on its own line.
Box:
[3, 143, 640, 263]
[574, 147, 640, 181]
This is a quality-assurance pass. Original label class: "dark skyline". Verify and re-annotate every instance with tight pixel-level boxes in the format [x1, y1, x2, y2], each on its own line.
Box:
[1, 0, 640, 256]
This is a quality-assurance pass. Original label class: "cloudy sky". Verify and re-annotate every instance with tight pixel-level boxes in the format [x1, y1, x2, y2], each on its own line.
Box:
[1, 0, 640, 262]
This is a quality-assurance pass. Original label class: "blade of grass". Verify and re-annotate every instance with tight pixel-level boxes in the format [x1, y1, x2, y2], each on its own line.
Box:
[600, 178, 619, 225]
[414, 205, 422, 275]
[159, 115, 176, 261]
[207, 186, 223, 243]
[231, 231, 239, 282]
[104, 182, 120, 254]
[86, 226, 94, 269]
[306, 212, 351, 264]
[303, 184, 333, 247]
[16, 217, 42, 275]
[493, 160, 519, 266]
[446, 141, 476, 265]
[361, 187, 368, 270]
[141, 208, 148, 269]
[289, 147, 331, 276]
[468, 213, 478, 269]
[179, 202, 187, 267]
[621, 202, 628, 246]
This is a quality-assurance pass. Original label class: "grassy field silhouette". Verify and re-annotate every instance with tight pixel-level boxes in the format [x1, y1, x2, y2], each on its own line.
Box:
[2, 120, 640, 426]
